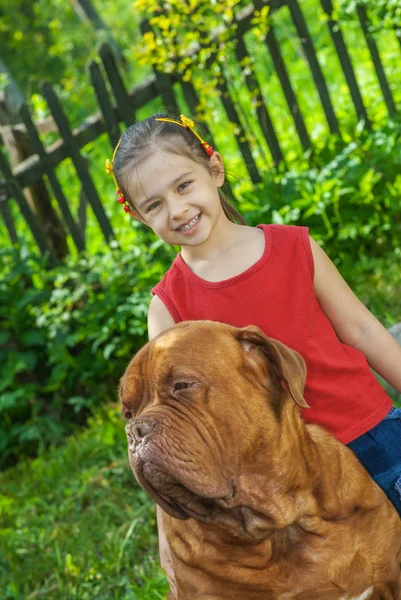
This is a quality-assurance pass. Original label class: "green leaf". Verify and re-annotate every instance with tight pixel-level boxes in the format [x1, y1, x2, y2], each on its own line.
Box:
[20, 331, 45, 347]
[67, 396, 90, 414]
[0, 331, 10, 345]
[0, 389, 27, 413]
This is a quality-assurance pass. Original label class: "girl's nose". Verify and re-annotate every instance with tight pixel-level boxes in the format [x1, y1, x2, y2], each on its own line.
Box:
[168, 199, 189, 220]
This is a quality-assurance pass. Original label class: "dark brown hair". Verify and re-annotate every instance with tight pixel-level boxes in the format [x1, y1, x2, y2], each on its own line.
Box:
[112, 113, 246, 225]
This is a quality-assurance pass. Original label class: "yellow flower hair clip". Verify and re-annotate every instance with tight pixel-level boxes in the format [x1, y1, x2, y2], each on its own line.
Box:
[155, 114, 214, 156]
[105, 138, 131, 213]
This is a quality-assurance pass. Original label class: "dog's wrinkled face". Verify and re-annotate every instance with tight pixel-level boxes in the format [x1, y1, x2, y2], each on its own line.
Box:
[119, 321, 307, 532]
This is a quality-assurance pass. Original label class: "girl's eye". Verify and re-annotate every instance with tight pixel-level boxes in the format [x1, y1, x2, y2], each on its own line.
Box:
[178, 181, 191, 192]
[147, 201, 162, 212]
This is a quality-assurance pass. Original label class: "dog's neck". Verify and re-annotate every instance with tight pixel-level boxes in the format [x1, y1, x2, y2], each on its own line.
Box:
[228, 402, 318, 536]
[212, 397, 381, 542]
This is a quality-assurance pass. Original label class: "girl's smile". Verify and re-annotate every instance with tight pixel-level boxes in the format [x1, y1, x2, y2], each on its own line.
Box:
[175, 213, 202, 234]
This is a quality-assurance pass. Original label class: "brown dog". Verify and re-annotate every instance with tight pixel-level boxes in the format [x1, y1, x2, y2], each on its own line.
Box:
[119, 321, 401, 600]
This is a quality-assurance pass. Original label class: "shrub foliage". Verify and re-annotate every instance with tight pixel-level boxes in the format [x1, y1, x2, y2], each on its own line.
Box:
[0, 235, 173, 469]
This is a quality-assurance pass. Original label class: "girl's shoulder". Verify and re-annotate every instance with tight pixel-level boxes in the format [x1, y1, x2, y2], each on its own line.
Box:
[250, 223, 309, 246]
[147, 294, 176, 340]
[256, 223, 306, 234]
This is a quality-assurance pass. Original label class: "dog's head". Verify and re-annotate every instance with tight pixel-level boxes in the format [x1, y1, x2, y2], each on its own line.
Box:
[119, 321, 309, 536]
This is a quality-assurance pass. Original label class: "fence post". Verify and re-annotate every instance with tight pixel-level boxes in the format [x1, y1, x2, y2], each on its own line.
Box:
[19, 103, 86, 253]
[89, 60, 121, 147]
[264, 24, 311, 151]
[287, 0, 339, 135]
[356, 5, 397, 118]
[0, 148, 57, 264]
[319, 0, 370, 127]
[41, 81, 115, 244]
[0, 186, 18, 244]
[235, 17, 284, 166]
[140, 21, 181, 115]
[99, 43, 136, 128]
[1, 124, 69, 260]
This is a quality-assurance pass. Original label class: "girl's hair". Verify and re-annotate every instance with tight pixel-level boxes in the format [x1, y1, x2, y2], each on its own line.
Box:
[113, 113, 246, 225]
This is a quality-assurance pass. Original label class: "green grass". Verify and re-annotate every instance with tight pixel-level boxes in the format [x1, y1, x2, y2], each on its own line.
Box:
[0, 406, 167, 600]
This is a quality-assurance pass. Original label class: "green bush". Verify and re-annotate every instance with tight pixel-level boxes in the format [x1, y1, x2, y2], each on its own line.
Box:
[337, 0, 401, 33]
[238, 120, 401, 266]
[0, 235, 173, 469]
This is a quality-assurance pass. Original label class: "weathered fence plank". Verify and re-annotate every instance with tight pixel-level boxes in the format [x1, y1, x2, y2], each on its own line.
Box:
[140, 21, 180, 115]
[264, 23, 311, 151]
[236, 19, 284, 166]
[19, 103, 86, 253]
[41, 81, 115, 243]
[287, 0, 338, 134]
[0, 194, 18, 243]
[215, 68, 262, 184]
[0, 148, 56, 262]
[89, 61, 121, 147]
[99, 43, 136, 128]
[356, 5, 397, 118]
[1, 122, 69, 259]
[319, 0, 370, 126]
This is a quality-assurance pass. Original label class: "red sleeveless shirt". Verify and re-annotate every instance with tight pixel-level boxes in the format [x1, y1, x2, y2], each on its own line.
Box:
[152, 224, 392, 443]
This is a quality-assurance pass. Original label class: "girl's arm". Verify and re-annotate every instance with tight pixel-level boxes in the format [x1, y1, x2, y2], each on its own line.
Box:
[310, 237, 401, 395]
[148, 294, 176, 340]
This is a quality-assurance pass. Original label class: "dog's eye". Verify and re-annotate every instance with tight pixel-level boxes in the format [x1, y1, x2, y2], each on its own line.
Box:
[174, 382, 189, 390]
[124, 411, 133, 420]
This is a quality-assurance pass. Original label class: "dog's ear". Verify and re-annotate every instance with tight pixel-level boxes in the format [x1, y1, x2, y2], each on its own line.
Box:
[235, 325, 309, 408]
[118, 338, 155, 416]
[118, 353, 146, 419]
[118, 371, 136, 420]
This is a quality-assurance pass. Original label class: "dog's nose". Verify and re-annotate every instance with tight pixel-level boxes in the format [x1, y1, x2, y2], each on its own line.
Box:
[132, 418, 155, 440]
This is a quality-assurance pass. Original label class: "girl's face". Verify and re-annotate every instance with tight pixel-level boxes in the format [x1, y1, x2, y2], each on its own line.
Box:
[126, 149, 226, 247]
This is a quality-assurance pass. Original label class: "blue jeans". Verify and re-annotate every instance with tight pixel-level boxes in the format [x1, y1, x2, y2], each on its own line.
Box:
[347, 406, 401, 516]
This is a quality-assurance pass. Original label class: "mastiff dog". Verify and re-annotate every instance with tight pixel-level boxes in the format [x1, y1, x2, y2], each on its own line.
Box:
[119, 321, 401, 600]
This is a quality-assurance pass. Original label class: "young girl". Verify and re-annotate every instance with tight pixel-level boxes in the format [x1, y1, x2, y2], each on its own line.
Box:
[106, 113, 401, 591]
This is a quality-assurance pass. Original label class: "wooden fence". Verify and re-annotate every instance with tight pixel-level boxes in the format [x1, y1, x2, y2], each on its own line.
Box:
[0, 0, 400, 263]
